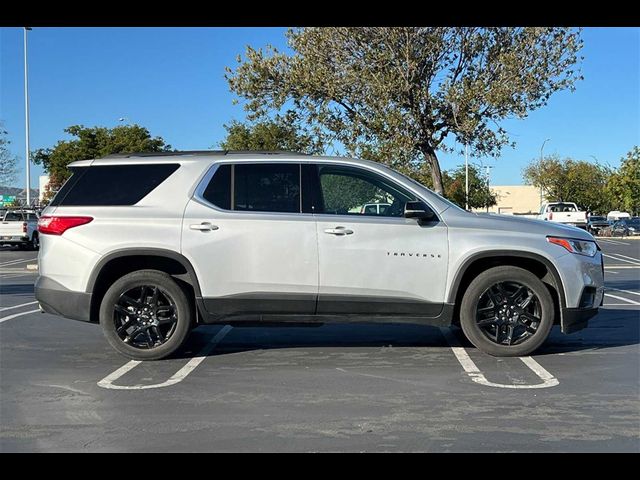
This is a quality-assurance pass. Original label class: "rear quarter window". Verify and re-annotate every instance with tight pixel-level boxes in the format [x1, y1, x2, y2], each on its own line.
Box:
[50, 164, 180, 206]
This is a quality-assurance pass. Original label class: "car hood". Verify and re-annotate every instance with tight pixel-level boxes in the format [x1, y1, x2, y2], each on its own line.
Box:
[444, 211, 596, 241]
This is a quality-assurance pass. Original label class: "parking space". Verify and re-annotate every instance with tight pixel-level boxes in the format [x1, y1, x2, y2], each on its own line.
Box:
[1, 241, 638, 452]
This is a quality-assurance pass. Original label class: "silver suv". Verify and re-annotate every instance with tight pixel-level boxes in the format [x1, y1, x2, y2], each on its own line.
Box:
[35, 151, 604, 360]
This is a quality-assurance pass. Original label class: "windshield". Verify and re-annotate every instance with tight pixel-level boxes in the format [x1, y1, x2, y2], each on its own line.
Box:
[589, 216, 606, 222]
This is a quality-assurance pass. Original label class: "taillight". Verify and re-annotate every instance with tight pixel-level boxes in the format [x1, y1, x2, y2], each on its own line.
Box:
[37, 216, 93, 235]
[22, 222, 27, 234]
[549, 212, 553, 220]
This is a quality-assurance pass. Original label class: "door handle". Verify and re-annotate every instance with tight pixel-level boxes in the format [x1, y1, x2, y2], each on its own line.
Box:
[190, 222, 219, 231]
[324, 226, 353, 236]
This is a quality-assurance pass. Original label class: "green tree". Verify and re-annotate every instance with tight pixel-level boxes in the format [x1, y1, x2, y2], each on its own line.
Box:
[220, 114, 324, 154]
[443, 164, 497, 210]
[32, 124, 172, 194]
[523, 154, 612, 213]
[606, 146, 640, 215]
[226, 27, 583, 195]
[0, 127, 19, 186]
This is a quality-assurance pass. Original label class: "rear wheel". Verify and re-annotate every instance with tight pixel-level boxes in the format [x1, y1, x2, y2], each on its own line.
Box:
[459, 266, 554, 357]
[99, 270, 193, 360]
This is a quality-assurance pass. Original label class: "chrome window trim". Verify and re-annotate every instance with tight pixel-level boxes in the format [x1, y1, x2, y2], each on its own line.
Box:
[313, 162, 440, 224]
[192, 159, 441, 222]
[192, 161, 311, 220]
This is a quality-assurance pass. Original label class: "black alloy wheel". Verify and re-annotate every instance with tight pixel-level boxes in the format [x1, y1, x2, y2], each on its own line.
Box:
[475, 281, 541, 346]
[113, 285, 179, 349]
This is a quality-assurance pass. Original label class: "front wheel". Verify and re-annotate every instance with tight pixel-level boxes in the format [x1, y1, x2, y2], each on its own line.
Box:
[99, 269, 193, 360]
[459, 266, 554, 357]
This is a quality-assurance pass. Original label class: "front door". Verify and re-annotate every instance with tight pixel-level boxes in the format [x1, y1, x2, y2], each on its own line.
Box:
[182, 162, 318, 318]
[313, 164, 449, 316]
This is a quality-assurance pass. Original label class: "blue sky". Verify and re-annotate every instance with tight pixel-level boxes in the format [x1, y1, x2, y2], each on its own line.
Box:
[1, 27, 638, 188]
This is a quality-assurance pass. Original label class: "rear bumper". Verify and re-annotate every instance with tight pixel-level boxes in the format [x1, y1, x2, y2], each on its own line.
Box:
[561, 307, 599, 334]
[34, 276, 92, 322]
[0, 236, 30, 243]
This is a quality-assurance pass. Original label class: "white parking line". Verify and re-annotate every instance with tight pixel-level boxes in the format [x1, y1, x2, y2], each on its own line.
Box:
[0, 309, 41, 324]
[598, 238, 629, 245]
[97, 325, 233, 390]
[607, 288, 640, 297]
[0, 258, 30, 267]
[603, 254, 640, 266]
[611, 253, 640, 263]
[0, 273, 34, 279]
[604, 293, 640, 306]
[439, 327, 559, 389]
[0, 301, 39, 312]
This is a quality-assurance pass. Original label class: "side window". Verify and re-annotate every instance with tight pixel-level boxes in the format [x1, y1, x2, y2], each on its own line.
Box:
[317, 165, 417, 217]
[202, 164, 231, 210]
[201, 163, 301, 214]
[234, 163, 300, 213]
[49, 164, 180, 206]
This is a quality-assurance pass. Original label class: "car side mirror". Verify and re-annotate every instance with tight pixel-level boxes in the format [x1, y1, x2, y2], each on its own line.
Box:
[404, 201, 436, 222]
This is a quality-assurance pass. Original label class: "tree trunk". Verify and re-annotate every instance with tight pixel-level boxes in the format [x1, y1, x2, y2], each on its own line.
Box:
[421, 146, 445, 196]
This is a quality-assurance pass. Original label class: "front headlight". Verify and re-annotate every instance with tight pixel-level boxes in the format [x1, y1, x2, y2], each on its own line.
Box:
[547, 237, 598, 257]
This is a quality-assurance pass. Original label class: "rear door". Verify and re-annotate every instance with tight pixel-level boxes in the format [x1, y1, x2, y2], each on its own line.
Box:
[181, 162, 319, 318]
[311, 163, 449, 316]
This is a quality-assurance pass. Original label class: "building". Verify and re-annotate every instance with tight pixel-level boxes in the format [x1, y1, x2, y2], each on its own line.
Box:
[39, 175, 50, 203]
[473, 185, 544, 215]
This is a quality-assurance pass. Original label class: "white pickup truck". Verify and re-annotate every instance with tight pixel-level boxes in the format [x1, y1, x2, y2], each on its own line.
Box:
[538, 202, 588, 229]
[0, 209, 40, 250]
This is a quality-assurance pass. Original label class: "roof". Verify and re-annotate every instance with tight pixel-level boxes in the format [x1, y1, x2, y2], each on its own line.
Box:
[100, 150, 310, 159]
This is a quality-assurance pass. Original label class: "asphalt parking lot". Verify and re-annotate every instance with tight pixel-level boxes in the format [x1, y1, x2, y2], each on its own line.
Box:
[1, 239, 639, 452]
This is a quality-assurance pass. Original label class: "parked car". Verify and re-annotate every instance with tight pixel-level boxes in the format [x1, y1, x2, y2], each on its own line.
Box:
[35, 151, 604, 360]
[610, 218, 640, 237]
[607, 211, 631, 222]
[587, 215, 611, 236]
[0, 208, 40, 250]
[538, 202, 588, 229]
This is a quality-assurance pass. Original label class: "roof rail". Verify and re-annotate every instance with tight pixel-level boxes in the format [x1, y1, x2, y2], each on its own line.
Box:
[100, 150, 308, 159]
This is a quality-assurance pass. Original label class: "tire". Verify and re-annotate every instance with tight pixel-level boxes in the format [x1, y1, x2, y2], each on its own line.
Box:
[99, 269, 193, 360]
[29, 233, 39, 251]
[459, 266, 554, 357]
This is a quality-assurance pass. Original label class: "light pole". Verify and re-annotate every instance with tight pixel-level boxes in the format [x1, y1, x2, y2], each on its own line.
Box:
[484, 164, 493, 213]
[451, 102, 469, 210]
[23, 27, 32, 207]
[539, 138, 550, 208]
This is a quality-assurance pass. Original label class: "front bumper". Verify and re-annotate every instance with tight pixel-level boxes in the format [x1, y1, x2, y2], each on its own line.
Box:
[35, 276, 92, 322]
[554, 250, 604, 334]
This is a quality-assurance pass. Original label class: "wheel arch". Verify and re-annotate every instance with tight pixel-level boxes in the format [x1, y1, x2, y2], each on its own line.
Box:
[448, 250, 566, 327]
[86, 248, 204, 323]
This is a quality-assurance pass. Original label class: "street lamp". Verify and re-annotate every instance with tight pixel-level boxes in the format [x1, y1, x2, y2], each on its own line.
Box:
[451, 102, 469, 210]
[23, 27, 32, 207]
[539, 138, 550, 208]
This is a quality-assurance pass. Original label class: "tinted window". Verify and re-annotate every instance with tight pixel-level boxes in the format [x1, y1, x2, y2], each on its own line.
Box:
[202, 164, 231, 210]
[550, 203, 576, 212]
[4, 212, 23, 221]
[50, 164, 179, 206]
[233, 164, 300, 213]
[317, 165, 416, 217]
